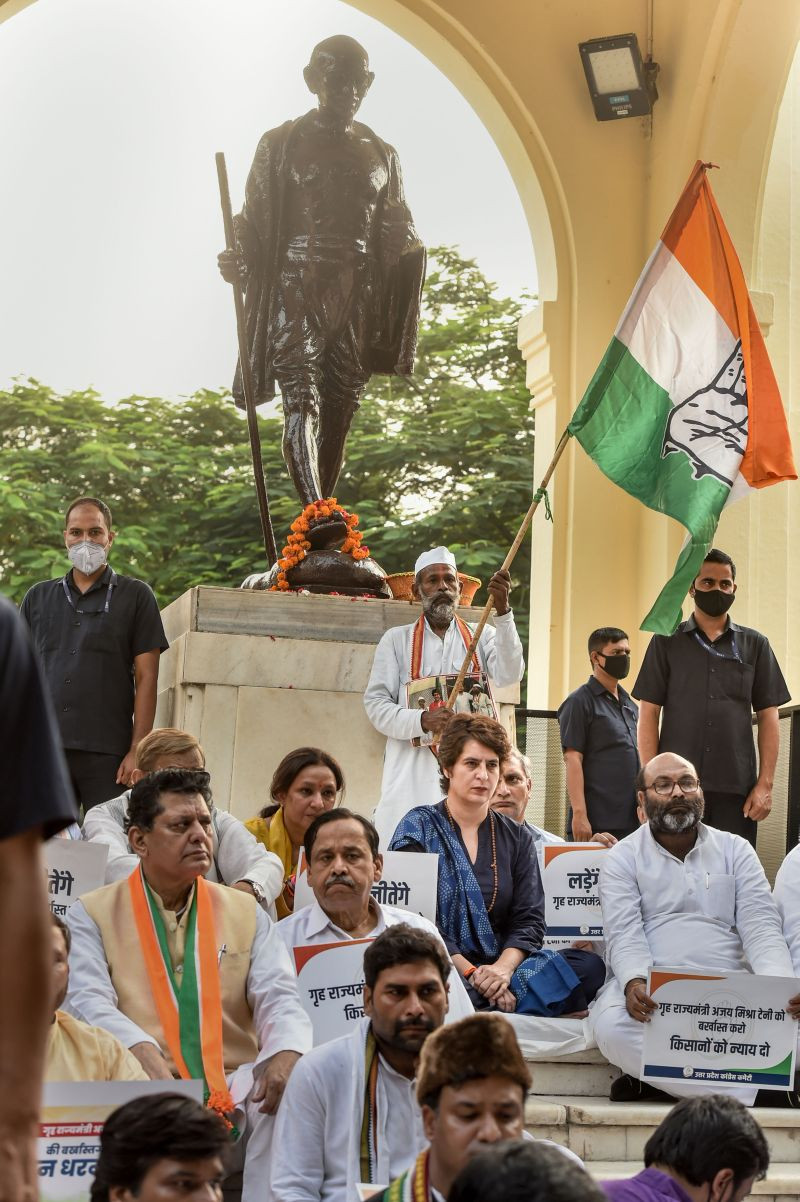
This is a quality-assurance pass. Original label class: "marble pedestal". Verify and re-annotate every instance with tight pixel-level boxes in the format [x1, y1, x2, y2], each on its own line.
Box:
[157, 587, 519, 821]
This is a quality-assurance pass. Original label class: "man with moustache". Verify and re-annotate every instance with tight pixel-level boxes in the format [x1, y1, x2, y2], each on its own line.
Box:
[633, 548, 790, 845]
[365, 547, 524, 845]
[591, 752, 800, 1104]
[368, 1013, 583, 1202]
[64, 768, 312, 1201]
[271, 924, 453, 1202]
[275, 809, 473, 1020]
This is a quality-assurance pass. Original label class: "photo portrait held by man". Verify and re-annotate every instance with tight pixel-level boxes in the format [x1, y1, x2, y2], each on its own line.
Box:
[366, 547, 524, 846]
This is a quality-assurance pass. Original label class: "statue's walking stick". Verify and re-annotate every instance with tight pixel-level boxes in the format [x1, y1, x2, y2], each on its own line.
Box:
[445, 427, 572, 711]
[216, 151, 278, 567]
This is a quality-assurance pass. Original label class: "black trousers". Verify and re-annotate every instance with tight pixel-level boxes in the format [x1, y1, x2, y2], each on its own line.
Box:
[702, 790, 757, 847]
[64, 748, 121, 814]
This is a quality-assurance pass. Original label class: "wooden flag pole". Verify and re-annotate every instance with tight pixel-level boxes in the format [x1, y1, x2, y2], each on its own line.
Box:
[445, 427, 572, 711]
[215, 151, 278, 567]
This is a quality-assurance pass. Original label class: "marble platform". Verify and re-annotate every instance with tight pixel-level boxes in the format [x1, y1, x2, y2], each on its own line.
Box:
[156, 587, 519, 821]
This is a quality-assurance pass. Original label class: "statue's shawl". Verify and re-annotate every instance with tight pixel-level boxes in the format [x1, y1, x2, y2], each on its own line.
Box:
[232, 111, 426, 406]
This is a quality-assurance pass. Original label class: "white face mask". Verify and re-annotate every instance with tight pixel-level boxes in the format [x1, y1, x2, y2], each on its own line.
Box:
[68, 540, 108, 575]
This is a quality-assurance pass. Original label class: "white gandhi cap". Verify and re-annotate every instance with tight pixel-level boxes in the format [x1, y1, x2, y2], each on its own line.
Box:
[414, 546, 457, 577]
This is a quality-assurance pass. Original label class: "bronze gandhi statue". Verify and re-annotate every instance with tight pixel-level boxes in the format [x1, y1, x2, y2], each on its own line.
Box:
[219, 35, 426, 512]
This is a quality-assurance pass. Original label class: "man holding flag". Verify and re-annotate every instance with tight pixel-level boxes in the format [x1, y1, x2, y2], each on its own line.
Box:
[633, 547, 789, 842]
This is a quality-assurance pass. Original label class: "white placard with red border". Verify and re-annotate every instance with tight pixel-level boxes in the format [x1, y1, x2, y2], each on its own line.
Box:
[45, 839, 108, 918]
[539, 842, 608, 939]
[294, 848, 438, 922]
[642, 967, 799, 1091]
[294, 939, 372, 1044]
[38, 1080, 202, 1201]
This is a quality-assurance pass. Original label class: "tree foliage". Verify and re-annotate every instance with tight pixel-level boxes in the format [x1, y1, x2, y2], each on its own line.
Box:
[0, 247, 534, 650]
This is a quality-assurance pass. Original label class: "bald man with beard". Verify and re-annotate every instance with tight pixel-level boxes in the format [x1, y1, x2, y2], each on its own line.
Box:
[591, 752, 800, 1105]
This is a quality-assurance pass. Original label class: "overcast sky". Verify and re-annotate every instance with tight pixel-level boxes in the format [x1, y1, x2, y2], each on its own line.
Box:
[0, 0, 537, 401]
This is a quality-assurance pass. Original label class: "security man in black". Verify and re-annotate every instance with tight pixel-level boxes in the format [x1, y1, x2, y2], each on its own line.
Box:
[558, 626, 640, 842]
[20, 497, 168, 812]
[633, 547, 790, 846]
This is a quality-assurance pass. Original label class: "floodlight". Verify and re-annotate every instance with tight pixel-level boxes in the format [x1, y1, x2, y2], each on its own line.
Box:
[578, 33, 659, 121]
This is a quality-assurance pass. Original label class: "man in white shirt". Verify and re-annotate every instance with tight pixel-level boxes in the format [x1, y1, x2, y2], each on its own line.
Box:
[65, 768, 312, 1202]
[83, 726, 283, 910]
[276, 809, 473, 1025]
[592, 752, 800, 1105]
[271, 923, 452, 1202]
[773, 842, 800, 972]
[490, 748, 617, 849]
[365, 547, 524, 845]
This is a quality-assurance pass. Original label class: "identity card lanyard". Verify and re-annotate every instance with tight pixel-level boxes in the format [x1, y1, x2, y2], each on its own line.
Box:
[692, 630, 742, 663]
[61, 569, 117, 615]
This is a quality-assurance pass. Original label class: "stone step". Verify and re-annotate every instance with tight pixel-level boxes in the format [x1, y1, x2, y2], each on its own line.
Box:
[589, 1161, 800, 1202]
[525, 1049, 621, 1097]
[524, 1096, 800, 1163]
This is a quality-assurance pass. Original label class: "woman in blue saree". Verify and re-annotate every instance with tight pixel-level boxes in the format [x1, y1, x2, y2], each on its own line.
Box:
[389, 714, 605, 1015]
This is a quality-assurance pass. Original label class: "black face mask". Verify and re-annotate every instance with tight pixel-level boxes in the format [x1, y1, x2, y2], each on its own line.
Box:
[693, 589, 735, 617]
[597, 652, 630, 680]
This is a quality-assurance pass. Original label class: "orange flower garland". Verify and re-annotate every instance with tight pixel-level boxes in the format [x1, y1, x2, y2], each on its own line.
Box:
[271, 497, 370, 592]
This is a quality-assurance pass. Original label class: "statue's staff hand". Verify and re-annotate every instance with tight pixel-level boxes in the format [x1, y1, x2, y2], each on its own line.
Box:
[218, 247, 249, 285]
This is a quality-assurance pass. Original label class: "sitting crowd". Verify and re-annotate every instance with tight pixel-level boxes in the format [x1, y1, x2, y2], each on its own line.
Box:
[40, 711, 800, 1201]
[11, 517, 800, 1202]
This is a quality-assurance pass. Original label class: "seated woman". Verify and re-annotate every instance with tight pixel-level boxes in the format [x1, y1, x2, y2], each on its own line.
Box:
[246, 747, 343, 917]
[389, 714, 605, 1016]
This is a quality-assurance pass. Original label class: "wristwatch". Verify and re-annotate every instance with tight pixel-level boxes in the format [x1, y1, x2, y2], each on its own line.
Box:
[245, 879, 266, 905]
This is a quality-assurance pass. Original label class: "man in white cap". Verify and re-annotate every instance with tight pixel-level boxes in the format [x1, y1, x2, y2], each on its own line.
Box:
[365, 548, 524, 845]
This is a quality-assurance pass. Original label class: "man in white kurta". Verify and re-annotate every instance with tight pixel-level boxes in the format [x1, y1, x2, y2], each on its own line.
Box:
[774, 843, 800, 972]
[65, 768, 312, 1202]
[365, 547, 524, 845]
[271, 925, 453, 1202]
[83, 726, 283, 909]
[275, 809, 473, 1027]
[591, 752, 799, 1105]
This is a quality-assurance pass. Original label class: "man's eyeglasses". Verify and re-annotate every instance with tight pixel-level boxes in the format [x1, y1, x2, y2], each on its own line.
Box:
[647, 776, 700, 797]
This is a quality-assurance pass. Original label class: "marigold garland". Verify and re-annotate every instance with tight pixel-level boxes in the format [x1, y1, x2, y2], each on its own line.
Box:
[271, 497, 370, 591]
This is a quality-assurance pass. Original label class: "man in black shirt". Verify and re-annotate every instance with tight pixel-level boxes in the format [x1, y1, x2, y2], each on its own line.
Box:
[632, 547, 790, 845]
[0, 595, 78, 1202]
[20, 496, 169, 811]
[558, 627, 640, 841]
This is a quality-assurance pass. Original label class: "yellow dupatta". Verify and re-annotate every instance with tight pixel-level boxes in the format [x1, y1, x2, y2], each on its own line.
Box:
[244, 807, 295, 918]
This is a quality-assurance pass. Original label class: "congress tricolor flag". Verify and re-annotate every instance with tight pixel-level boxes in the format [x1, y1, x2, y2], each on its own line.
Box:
[569, 160, 795, 634]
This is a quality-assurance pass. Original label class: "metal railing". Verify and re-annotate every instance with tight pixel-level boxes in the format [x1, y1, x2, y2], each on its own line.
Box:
[515, 704, 800, 883]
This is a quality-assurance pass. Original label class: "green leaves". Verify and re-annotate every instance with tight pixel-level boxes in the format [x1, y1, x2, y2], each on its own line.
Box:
[1, 247, 534, 668]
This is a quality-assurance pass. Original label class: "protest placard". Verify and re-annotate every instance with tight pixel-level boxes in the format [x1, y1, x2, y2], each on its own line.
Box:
[294, 939, 371, 1044]
[294, 849, 438, 921]
[37, 1080, 202, 1202]
[539, 843, 607, 939]
[642, 967, 799, 1091]
[44, 839, 108, 917]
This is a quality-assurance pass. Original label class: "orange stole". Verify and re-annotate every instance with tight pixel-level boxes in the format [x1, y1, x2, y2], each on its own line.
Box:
[80, 876, 259, 1074]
